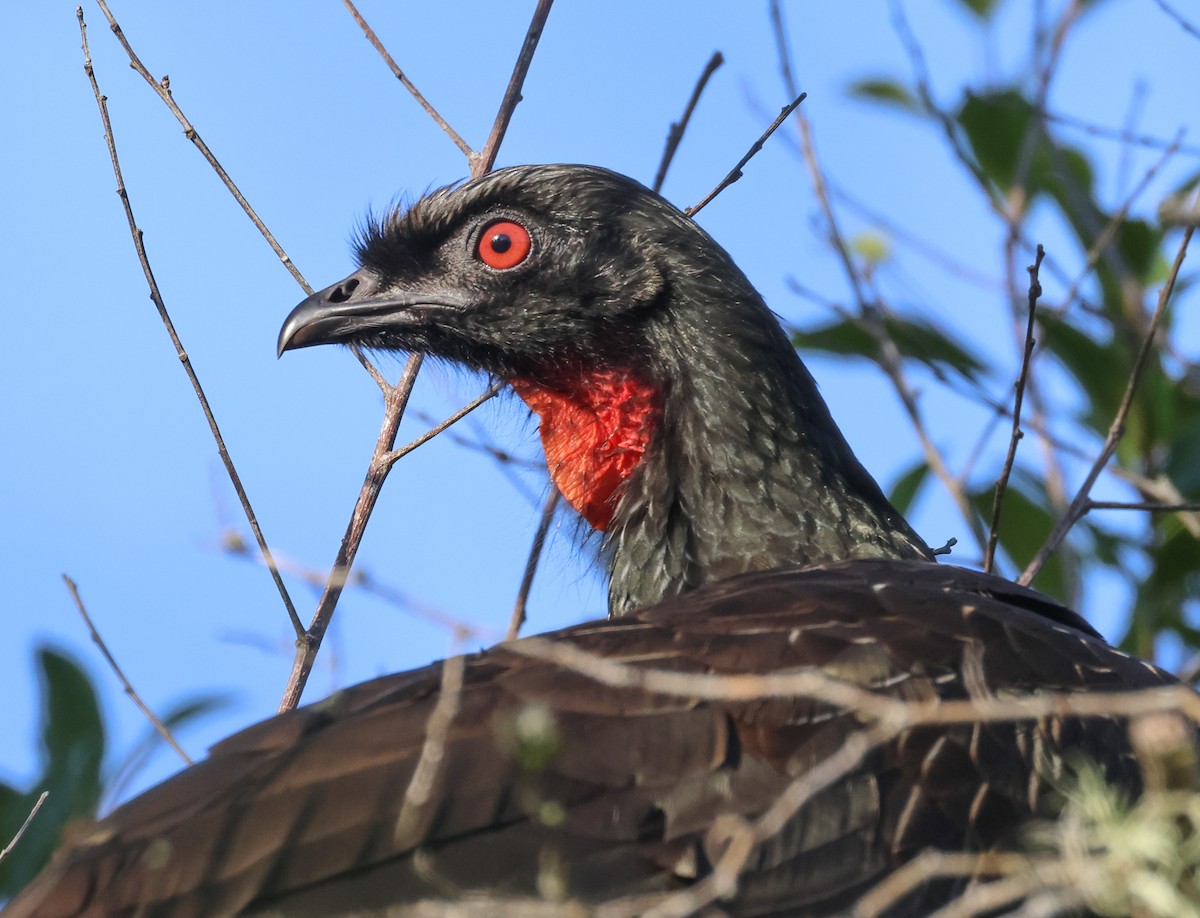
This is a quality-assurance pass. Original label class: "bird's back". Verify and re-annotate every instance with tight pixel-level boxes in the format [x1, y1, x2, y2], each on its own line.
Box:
[7, 560, 1174, 917]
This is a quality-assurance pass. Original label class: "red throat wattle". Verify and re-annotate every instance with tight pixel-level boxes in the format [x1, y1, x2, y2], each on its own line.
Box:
[510, 368, 663, 531]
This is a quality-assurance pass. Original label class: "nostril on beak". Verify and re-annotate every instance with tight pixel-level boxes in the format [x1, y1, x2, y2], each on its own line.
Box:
[328, 278, 360, 304]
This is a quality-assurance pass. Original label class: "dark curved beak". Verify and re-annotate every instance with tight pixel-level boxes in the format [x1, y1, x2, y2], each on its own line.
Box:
[277, 267, 467, 357]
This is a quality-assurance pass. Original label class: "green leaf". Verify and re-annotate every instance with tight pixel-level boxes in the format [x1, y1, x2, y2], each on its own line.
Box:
[846, 78, 920, 112]
[1036, 313, 1128, 435]
[1166, 407, 1200, 496]
[957, 91, 1094, 209]
[0, 649, 105, 895]
[1113, 218, 1162, 285]
[957, 90, 1032, 191]
[793, 314, 988, 381]
[41, 649, 105, 799]
[889, 461, 931, 515]
[792, 317, 876, 361]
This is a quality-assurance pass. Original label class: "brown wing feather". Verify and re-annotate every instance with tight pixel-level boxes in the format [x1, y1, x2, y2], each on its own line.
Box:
[5, 560, 1183, 917]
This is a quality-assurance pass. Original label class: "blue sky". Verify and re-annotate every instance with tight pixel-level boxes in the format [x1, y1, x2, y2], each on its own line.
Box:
[3, 1, 1198, 801]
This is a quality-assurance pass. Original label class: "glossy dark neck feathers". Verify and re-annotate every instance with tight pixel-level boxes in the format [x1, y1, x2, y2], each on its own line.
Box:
[278, 164, 934, 617]
[604, 243, 931, 615]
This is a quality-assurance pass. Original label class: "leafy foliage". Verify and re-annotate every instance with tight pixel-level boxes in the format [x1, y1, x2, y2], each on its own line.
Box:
[793, 313, 988, 382]
[822, 8, 1199, 652]
[0, 649, 103, 897]
[0, 649, 226, 893]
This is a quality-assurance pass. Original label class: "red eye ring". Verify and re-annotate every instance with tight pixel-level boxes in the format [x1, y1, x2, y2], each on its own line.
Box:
[477, 220, 531, 270]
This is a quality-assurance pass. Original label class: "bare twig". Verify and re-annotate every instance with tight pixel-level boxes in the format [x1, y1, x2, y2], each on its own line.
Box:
[1114, 81, 1147, 196]
[769, 2, 865, 308]
[686, 91, 806, 218]
[927, 872, 1075, 918]
[384, 384, 503, 467]
[0, 792, 48, 864]
[1020, 193, 1198, 585]
[771, 5, 986, 554]
[411, 411, 543, 471]
[222, 537, 498, 642]
[1045, 107, 1200, 156]
[79, 7, 303, 637]
[279, 1, 554, 710]
[395, 650, 467, 846]
[278, 355, 422, 712]
[94, 1, 312, 294]
[63, 575, 192, 765]
[507, 489, 561, 641]
[505, 634, 1200, 728]
[1054, 132, 1183, 317]
[644, 724, 889, 918]
[850, 852, 1046, 918]
[1087, 499, 1200, 513]
[1153, 0, 1200, 39]
[652, 51, 724, 194]
[342, 0, 474, 158]
[889, 1, 1005, 216]
[475, 0, 555, 177]
[826, 179, 1003, 292]
[985, 245, 1044, 573]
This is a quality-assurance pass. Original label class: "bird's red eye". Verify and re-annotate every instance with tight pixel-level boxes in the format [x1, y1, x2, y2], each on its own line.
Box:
[477, 220, 531, 270]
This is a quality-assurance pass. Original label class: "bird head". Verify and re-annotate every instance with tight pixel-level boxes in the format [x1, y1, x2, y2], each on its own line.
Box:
[279, 163, 933, 609]
[278, 164, 721, 381]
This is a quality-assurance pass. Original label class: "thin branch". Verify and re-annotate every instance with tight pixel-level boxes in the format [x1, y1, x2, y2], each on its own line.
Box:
[394, 650, 467, 847]
[94, 1, 312, 294]
[928, 872, 1072, 918]
[1153, 0, 1200, 40]
[889, 0, 1005, 216]
[507, 489, 561, 641]
[278, 354, 422, 712]
[383, 383, 503, 467]
[279, 0, 553, 708]
[685, 91, 806, 218]
[771, 6, 985, 553]
[475, 0, 555, 177]
[770, 3, 867, 308]
[223, 538, 498, 642]
[985, 245, 1044, 573]
[1087, 499, 1200, 513]
[851, 851, 1050, 918]
[1053, 131, 1183, 317]
[79, 7, 303, 638]
[826, 179, 1003, 292]
[411, 411, 543, 471]
[489, 635, 1200, 917]
[63, 575, 192, 765]
[1020, 193, 1198, 585]
[652, 51, 724, 194]
[644, 724, 889, 918]
[342, 0, 474, 158]
[505, 634, 1200, 728]
[1115, 81, 1148, 196]
[0, 792, 48, 864]
[1044, 107, 1200, 157]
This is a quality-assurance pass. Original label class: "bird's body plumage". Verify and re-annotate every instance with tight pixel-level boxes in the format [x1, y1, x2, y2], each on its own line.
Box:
[6, 563, 1171, 917]
[7, 165, 1190, 916]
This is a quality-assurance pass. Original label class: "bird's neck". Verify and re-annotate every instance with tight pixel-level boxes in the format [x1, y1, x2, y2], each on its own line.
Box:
[510, 369, 663, 531]
[512, 280, 932, 617]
